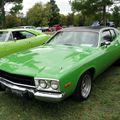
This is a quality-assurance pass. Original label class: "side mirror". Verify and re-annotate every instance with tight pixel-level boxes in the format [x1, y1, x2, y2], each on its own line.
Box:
[101, 41, 111, 47]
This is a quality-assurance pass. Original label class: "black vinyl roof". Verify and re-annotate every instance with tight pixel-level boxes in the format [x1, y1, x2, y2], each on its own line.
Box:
[61, 26, 107, 32]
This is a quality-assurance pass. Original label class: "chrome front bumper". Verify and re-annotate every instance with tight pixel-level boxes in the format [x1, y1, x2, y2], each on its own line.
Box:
[0, 78, 65, 102]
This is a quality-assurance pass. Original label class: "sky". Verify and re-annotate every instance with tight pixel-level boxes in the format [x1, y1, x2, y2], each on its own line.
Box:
[5, 0, 72, 15]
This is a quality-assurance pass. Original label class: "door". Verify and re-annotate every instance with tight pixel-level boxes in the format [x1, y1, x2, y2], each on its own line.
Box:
[94, 29, 120, 76]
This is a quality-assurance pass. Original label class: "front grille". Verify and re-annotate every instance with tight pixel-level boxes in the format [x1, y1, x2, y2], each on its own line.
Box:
[0, 70, 35, 86]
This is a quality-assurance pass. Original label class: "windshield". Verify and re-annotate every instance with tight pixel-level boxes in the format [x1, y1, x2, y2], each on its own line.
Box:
[48, 31, 99, 47]
[0, 31, 9, 42]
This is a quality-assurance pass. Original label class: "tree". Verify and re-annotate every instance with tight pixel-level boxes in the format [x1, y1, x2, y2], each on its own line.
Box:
[97, 0, 113, 25]
[26, 3, 52, 26]
[10, 3, 23, 16]
[0, 0, 23, 28]
[73, 13, 85, 26]
[66, 13, 74, 26]
[112, 6, 120, 27]
[60, 14, 67, 26]
[48, 0, 60, 26]
[42, 3, 52, 26]
[71, 0, 113, 26]
[26, 3, 44, 26]
[6, 15, 21, 28]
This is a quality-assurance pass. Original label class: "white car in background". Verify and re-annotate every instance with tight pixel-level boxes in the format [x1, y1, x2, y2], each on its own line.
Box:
[17, 26, 36, 29]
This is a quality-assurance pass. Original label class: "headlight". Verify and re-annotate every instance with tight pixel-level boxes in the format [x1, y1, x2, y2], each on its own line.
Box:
[51, 81, 59, 90]
[35, 78, 59, 91]
[39, 80, 47, 89]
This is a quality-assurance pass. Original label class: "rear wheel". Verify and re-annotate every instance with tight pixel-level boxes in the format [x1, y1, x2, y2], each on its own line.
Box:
[73, 72, 92, 101]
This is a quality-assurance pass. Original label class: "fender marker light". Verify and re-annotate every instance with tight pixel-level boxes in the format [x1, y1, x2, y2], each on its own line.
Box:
[64, 82, 72, 88]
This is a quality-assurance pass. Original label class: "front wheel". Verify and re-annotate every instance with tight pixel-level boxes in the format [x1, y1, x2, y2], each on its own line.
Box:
[114, 59, 120, 66]
[0, 84, 5, 91]
[73, 72, 92, 101]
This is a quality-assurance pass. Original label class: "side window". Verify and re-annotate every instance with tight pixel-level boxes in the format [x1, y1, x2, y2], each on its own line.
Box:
[102, 30, 112, 42]
[110, 29, 116, 40]
[20, 31, 35, 38]
[12, 31, 26, 40]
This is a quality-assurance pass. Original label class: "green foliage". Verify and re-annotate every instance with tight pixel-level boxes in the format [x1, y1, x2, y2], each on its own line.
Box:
[48, 0, 60, 26]
[4, 0, 22, 3]
[26, 3, 43, 26]
[42, 3, 52, 26]
[0, 0, 23, 28]
[10, 3, 23, 16]
[0, 0, 120, 28]
[60, 14, 67, 26]
[73, 14, 85, 26]
[66, 13, 74, 26]
[26, 0, 60, 27]
[72, 0, 114, 25]
[72, 0, 113, 13]
[26, 3, 52, 27]
[6, 15, 22, 28]
[0, 12, 2, 27]
[26, 1, 60, 27]
[112, 6, 120, 27]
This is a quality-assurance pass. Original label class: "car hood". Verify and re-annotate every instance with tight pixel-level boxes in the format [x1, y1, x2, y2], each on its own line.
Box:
[0, 45, 97, 78]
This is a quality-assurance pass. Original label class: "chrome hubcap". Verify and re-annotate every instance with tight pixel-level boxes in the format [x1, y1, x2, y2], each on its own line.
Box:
[81, 74, 91, 98]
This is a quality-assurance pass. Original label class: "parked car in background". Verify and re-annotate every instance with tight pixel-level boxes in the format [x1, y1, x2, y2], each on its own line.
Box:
[0, 27, 120, 102]
[91, 21, 100, 27]
[49, 24, 62, 31]
[36, 27, 50, 32]
[106, 21, 115, 27]
[16, 26, 36, 29]
[91, 21, 115, 27]
[0, 29, 50, 58]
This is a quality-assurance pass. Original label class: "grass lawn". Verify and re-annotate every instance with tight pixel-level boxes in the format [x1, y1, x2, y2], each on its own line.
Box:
[0, 65, 120, 120]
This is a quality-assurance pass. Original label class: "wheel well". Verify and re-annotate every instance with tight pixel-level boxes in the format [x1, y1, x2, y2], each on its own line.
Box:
[73, 67, 95, 97]
[72, 67, 96, 97]
[84, 68, 96, 79]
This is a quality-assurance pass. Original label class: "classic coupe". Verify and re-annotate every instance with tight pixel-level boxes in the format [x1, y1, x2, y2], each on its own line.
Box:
[0, 29, 50, 58]
[0, 27, 120, 102]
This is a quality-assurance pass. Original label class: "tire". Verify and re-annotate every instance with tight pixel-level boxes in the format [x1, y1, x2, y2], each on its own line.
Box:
[72, 72, 92, 101]
[0, 84, 5, 91]
[114, 59, 120, 66]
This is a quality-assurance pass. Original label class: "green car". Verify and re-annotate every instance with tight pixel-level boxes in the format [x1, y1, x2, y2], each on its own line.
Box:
[0, 27, 120, 102]
[0, 29, 50, 58]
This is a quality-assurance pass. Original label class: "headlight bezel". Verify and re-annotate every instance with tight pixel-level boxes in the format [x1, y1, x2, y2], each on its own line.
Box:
[34, 78, 60, 92]
[51, 80, 59, 90]
[39, 80, 47, 89]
